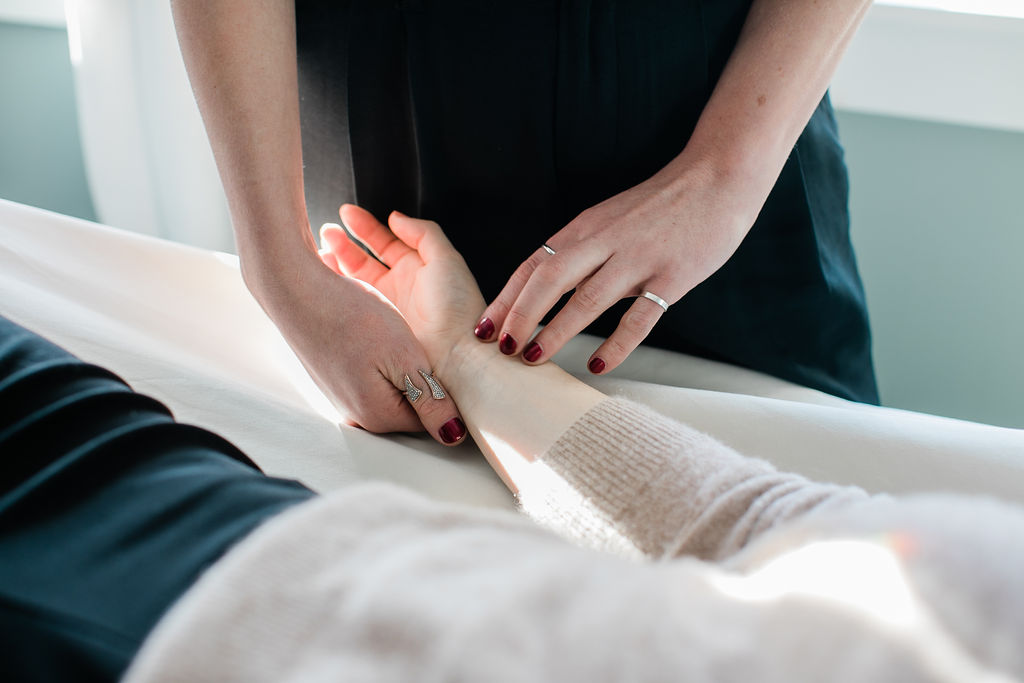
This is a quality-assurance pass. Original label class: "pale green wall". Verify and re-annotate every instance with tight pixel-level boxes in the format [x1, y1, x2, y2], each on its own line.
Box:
[838, 111, 1024, 428]
[0, 21, 94, 221]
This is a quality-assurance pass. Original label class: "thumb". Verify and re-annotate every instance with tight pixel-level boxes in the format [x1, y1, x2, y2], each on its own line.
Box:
[384, 348, 468, 447]
[388, 211, 455, 264]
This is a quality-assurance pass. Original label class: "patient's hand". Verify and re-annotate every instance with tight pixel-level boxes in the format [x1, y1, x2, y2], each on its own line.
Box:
[319, 205, 485, 369]
[322, 206, 607, 493]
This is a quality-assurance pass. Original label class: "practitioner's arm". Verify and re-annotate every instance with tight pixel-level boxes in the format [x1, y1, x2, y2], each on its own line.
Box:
[170, 1, 465, 444]
[170, 0, 309, 270]
[321, 208, 868, 560]
[481, 0, 872, 372]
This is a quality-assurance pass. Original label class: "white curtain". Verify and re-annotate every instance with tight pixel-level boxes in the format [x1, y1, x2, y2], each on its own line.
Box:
[66, 0, 234, 252]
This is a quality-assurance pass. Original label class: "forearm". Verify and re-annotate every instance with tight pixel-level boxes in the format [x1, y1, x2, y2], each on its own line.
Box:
[534, 400, 870, 560]
[171, 0, 315, 298]
[658, 0, 871, 227]
[438, 330, 867, 560]
[437, 332, 604, 493]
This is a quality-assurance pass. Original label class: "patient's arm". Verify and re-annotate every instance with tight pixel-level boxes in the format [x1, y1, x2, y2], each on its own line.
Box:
[322, 208, 869, 561]
[320, 206, 604, 487]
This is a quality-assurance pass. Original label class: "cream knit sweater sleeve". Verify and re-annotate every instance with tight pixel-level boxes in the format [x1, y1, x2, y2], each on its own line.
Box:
[520, 399, 868, 560]
[123, 399, 1024, 682]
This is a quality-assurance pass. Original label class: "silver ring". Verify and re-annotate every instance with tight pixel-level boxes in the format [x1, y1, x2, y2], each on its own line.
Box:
[641, 291, 670, 312]
[541, 243, 557, 256]
[403, 374, 423, 403]
[417, 369, 446, 400]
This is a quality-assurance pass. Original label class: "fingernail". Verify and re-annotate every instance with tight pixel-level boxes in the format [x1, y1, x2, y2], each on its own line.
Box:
[523, 341, 543, 363]
[439, 417, 466, 444]
[392, 209, 407, 217]
[474, 317, 495, 340]
[499, 333, 517, 355]
[588, 357, 606, 374]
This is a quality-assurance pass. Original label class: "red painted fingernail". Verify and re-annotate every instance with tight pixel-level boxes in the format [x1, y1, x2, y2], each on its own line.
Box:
[499, 333, 517, 355]
[474, 317, 495, 340]
[523, 341, 543, 363]
[588, 357, 606, 374]
[439, 417, 466, 444]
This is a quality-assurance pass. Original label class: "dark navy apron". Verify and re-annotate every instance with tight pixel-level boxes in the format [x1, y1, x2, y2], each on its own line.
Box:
[295, 0, 879, 404]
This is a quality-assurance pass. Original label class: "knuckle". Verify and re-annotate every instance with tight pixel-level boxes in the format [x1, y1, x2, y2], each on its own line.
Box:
[410, 392, 442, 416]
[504, 306, 532, 328]
[537, 256, 569, 283]
[514, 258, 540, 282]
[487, 299, 512, 320]
[572, 285, 605, 315]
[413, 400, 457, 434]
[603, 335, 630, 359]
[620, 309, 653, 337]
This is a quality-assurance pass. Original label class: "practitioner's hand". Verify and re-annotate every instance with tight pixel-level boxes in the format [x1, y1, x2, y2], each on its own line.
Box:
[476, 163, 754, 374]
[250, 241, 468, 446]
[318, 205, 485, 371]
[322, 206, 608, 493]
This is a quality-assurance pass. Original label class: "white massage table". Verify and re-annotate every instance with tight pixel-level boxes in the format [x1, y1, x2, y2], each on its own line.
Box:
[3, 198, 1023, 508]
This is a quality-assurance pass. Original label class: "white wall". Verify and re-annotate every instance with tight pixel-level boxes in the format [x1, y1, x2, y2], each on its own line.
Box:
[832, 2, 1024, 133]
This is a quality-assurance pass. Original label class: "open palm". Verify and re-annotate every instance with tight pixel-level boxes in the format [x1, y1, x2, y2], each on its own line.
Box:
[319, 205, 485, 366]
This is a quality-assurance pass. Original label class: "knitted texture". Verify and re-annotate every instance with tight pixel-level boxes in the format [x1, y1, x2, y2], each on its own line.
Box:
[524, 400, 868, 560]
[123, 400, 1023, 682]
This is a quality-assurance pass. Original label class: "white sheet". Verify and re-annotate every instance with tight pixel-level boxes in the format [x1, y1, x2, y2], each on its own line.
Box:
[2, 198, 1023, 507]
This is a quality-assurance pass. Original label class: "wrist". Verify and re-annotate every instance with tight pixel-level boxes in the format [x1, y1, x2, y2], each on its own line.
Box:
[237, 225, 320, 310]
[658, 113, 793, 232]
[224, 180, 318, 301]
[652, 152, 762, 244]
[433, 330, 494, 394]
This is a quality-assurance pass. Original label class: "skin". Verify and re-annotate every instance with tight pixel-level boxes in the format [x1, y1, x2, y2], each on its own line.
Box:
[170, 0, 465, 445]
[320, 209, 604, 492]
[482, 0, 873, 373]
[170, 0, 871, 440]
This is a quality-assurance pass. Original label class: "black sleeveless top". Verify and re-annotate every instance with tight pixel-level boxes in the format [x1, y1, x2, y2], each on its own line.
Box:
[295, 0, 879, 404]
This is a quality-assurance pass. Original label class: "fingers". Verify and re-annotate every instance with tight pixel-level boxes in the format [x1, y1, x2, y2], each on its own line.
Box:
[318, 248, 343, 275]
[388, 366, 468, 446]
[387, 211, 456, 263]
[474, 248, 549, 343]
[587, 286, 672, 374]
[319, 223, 388, 282]
[477, 241, 605, 350]
[518, 266, 628, 364]
[339, 204, 413, 268]
[475, 232, 672, 372]
[496, 247, 607, 357]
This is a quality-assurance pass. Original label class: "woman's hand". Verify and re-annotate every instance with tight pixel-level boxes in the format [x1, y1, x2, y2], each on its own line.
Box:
[252, 246, 469, 446]
[475, 162, 753, 374]
[472, 0, 871, 376]
[322, 205, 606, 492]
[319, 205, 486, 379]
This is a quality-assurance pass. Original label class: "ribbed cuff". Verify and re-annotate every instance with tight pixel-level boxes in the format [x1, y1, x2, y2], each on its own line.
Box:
[518, 399, 770, 559]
